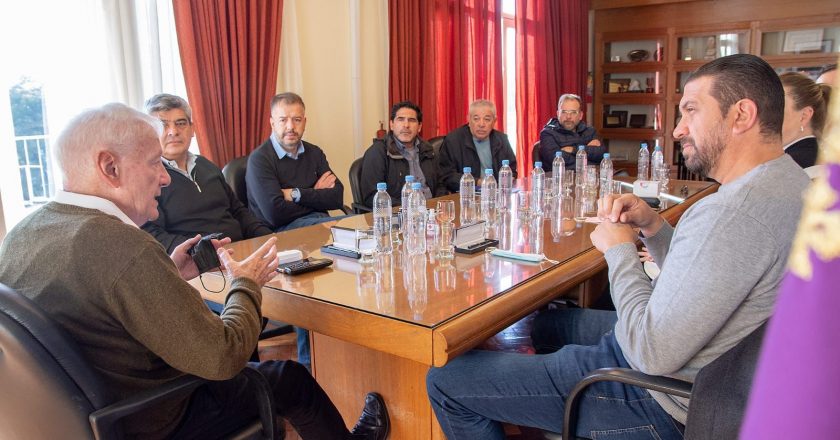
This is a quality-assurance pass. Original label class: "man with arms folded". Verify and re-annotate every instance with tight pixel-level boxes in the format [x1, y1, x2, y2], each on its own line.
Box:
[359, 101, 443, 208]
[539, 93, 605, 173]
[0, 103, 388, 440]
[248, 92, 346, 231]
[426, 54, 807, 439]
[437, 99, 517, 193]
[141, 93, 273, 253]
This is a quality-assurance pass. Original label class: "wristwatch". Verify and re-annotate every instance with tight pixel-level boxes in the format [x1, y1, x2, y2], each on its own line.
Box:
[291, 188, 301, 202]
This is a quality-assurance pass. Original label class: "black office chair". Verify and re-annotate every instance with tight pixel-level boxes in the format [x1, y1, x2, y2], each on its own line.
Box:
[531, 140, 541, 169]
[348, 157, 371, 214]
[562, 323, 766, 440]
[0, 283, 278, 439]
[222, 155, 250, 207]
[428, 136, 445, 156]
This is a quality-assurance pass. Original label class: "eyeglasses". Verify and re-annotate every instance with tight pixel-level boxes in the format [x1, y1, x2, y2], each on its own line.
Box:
[160, 119, 191, 130]
[559, 110, 580, 116]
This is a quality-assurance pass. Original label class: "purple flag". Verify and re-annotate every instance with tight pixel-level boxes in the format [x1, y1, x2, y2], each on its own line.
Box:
[741, 74, 840, 438]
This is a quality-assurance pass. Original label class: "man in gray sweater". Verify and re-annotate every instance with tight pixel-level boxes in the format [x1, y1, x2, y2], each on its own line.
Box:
[427, 54, 808, 439]
[0, 103, 388, 439]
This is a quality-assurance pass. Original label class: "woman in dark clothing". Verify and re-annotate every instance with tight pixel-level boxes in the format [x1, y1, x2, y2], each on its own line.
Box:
[779, 72, 832, 168]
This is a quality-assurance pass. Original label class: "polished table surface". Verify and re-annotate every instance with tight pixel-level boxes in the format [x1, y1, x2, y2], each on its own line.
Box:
[194, 179, 717, 438]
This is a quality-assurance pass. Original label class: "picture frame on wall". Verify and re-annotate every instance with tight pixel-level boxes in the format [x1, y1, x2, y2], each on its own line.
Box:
[783, 29, 824, 53]
[629, 114, 647, 128]
[604, 114, 623, 128]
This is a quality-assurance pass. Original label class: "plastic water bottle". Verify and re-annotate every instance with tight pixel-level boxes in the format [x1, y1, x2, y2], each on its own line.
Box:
[498, 160, 513, 211]
[638, 142, 650, 181]
[399, 175, 415, 235]
[552, 151, 564, 180]
[651, 144, 664, 182]
[406, 182, 427, 255]
[531, 162, 545, 215]
[460, 167, 477, 225]
[600, 153, 614, 197]
[373, 182, 393, 254]
[480, 169, 497, 227]
[575, 145, 587, 186]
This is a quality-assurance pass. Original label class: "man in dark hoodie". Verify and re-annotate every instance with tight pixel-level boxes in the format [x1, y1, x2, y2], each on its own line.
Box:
[539, 93, 606, 173]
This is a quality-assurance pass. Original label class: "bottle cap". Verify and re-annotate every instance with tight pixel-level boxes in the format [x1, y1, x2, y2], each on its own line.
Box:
[555, 151, 562, 158]
[464, 167, 472, 173]
[405, 175, 415, 182]
[485, 168, 493, 176]
[578, 145, 585, 150]
[377, 182, 387, 190]
[534, 162, 542, 168]
[411, 182, 422, 190]
[502, 160, 510, 166]
[641, 142, 648, 148]
[603, 153, 610, 159]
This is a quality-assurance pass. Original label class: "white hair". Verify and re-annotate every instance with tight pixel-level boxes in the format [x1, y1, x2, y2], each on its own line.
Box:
[469, 99, 497, 118]
[54, 103, 161, 188]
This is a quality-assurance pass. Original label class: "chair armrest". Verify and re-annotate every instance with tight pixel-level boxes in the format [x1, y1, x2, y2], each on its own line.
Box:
[562, 368, 692, 440]
[89, 374, 207, 439]
[89, 366, 278, 440]
[351, 203, 372, 214]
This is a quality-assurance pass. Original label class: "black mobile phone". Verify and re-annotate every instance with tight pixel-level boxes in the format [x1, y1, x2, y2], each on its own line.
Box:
[640, 197, 661, 208]
[277, 258, 334, 275]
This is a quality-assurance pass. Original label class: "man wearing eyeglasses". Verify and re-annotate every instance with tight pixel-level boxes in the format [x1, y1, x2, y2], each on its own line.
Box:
[539, 93, 606, 173]
[142, 93, 272, 253]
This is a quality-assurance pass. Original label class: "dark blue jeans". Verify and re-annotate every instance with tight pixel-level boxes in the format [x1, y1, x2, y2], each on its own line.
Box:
[426, 308, 684, 439]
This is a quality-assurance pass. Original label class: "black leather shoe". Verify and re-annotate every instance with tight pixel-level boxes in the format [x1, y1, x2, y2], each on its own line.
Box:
[350, 392, 390, 440]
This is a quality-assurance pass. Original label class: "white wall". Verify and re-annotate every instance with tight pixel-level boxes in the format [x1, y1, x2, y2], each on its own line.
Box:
[278, 0, 389, 205]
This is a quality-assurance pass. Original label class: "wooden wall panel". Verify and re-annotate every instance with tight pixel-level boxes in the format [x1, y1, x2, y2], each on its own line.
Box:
[595, 0, 840, 31]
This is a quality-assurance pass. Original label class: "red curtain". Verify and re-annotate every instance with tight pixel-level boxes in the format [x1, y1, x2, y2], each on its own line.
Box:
[515, 0, 588, 177]
[173, 0, 283, 167]
[389, 0, 505, 138]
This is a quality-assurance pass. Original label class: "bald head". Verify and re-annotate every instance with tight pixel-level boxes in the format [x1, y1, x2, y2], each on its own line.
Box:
[55, 103, 162, 190]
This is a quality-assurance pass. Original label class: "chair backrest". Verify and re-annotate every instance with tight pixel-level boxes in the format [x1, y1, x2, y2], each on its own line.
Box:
[532, 141, 541, 167]
[428, 136, 445, 156]
[349, 157, 366, 213]
[0, 283, 111, 439]
[222, 155, 249, 207]
[684, 322, 767, 440]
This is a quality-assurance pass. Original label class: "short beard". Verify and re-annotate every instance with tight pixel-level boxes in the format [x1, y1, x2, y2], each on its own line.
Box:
[683, 128, 728, 176]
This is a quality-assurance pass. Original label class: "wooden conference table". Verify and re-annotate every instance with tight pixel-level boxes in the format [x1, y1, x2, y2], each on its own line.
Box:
[192, 179, 717, 439]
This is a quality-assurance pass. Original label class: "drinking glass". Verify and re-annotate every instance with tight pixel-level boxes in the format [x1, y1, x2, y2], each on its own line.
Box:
[357, 229, 377, 265]
[436, 200, 455, 260]
[517, 190, 532, 220]
[562, 171, 575, 196]
[543, 176, 559, 218]
[436, 200, 455, 223]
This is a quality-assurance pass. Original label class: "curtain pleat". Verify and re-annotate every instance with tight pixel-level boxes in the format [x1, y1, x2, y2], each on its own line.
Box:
[172, 0, 283, 167]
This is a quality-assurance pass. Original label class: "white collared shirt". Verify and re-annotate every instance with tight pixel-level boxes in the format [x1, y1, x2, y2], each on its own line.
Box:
[162, 152, 198, 180]
[53, 190, 137, 228]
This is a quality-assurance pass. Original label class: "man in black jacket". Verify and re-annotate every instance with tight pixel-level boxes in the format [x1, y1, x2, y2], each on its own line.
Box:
[539, 93, 605, 172]
[437, 100, 517, 193]
[359, 101, 443, 208]
[141, 94, 273, 253]
[247, 92, 346, 231]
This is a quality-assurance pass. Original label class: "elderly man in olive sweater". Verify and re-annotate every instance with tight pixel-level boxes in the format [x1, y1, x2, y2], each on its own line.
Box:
[247, 92, 346, 231]
[0, 103, 389, 440]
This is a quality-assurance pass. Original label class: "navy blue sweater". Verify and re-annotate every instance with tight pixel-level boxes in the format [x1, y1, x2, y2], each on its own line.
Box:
[246, 139, 344, 229]
[142, 156, 272, 253]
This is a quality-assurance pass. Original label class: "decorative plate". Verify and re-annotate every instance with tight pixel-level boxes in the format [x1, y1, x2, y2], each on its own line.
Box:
[628, 49, 650, 62]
